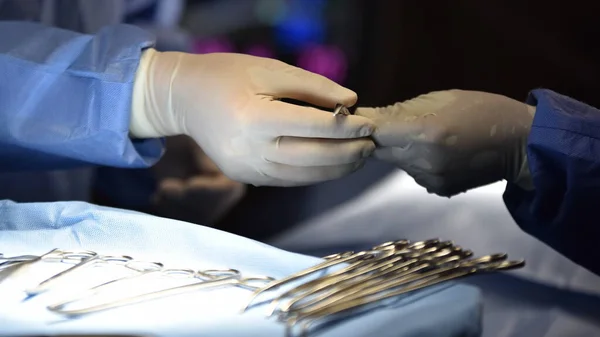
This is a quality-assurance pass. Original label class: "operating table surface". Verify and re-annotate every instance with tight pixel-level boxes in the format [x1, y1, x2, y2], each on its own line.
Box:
[270, 170, 600, 337]
[0, 199, 481, 337]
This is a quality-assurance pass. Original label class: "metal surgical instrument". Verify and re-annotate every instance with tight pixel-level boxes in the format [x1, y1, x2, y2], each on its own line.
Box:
[48, 269, 274, 316]
[332, 103, 351, 117]
[289, 258, 525, 334]
[241, 247, 398, 312]
[268, 246, 470, 317]
[69, 267, 238, 299]
[26, 254, 134, 296]
[43, 260, 166, 306]
[0, 253, 39, 270]
[0, 249, 98, 284]
[242, 239, 446, 313]
[282, 253, 504, 320]
[2, 239, 525, 334]
[266, 242, 459, 313]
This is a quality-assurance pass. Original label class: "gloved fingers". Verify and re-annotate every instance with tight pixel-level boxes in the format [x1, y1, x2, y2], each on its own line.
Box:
[357, 107, 454, 148]
[370, 119, 436, 147]
[257, 160, 367, 186]
[253, 99, 375, 139]
[355, 106, 417, 121]
[401, 167, 454, 197]
[253, 62, 357, 108]
[354, 107, 381, 120]
[402, 166, 494, 198]
[372, 146, 419, 166]
[355, 92, 461, 120]
[263, 137, 375, 166]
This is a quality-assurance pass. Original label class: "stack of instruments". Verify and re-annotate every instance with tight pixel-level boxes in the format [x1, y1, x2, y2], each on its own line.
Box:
[0, 238, 524, 336]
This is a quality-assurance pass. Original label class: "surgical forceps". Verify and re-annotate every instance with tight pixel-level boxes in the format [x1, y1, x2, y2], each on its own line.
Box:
[48, 268, 274, 316]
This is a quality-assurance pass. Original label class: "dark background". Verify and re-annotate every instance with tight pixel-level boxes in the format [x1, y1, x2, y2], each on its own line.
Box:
[209, 1, 600, 240]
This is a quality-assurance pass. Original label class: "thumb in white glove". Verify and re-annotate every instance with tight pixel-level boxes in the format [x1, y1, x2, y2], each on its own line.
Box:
[356, 90, 535, 197]
[130, 49, 376, 187]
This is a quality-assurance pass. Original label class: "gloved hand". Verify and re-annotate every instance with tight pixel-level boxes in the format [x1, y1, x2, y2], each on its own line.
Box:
[356, 90, 536, 197]
[151, 135, 246, 225]
[129, 49, 376, 186]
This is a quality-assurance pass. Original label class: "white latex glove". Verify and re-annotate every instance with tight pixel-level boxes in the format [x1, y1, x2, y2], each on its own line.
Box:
[130, 49, 376, 186]
[356, 90, 536, 197]
[151, 135, 245, 225]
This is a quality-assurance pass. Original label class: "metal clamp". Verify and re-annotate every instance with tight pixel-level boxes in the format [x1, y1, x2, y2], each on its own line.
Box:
[332, 104, 351, 117]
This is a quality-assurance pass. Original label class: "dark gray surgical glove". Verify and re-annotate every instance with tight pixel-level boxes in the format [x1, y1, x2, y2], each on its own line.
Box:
[356, 90, 535, 197]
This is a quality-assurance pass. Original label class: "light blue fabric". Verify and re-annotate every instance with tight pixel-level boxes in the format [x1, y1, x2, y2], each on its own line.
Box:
[0, 21, 162, 171]
[0, 200, 482, 337]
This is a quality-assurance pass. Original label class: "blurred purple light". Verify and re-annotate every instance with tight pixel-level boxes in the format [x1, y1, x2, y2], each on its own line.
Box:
[192, 38, 235, 54]
[245, 44, 275, 59]
[297, 45, 347, 83]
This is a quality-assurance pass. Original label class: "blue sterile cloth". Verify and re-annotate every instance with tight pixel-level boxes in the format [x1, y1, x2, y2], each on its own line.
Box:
[0, 200, 482, 337]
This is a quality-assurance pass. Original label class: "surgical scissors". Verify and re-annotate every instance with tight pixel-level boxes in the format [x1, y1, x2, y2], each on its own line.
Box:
[0, 253, 38, 270]
[0, 249, 98, 284]
[241, 246, 399, 312]
[284, 252, 485, 316]
[241, 239, 444, 312]
[80, 266, 237, 297]
[288, 258, 525, 334]
[267, 242, 459, 308]
[267, 245, 469, 317]
[42, 260, 165, 306]
[26, 254, 134, 296]
[48, 268, 274, 316]
[287, 253, 501, 317]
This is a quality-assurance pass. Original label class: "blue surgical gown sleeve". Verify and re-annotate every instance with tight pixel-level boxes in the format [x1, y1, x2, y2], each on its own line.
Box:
[504, 89, 600, 276]
[0, 21, 164, 172]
